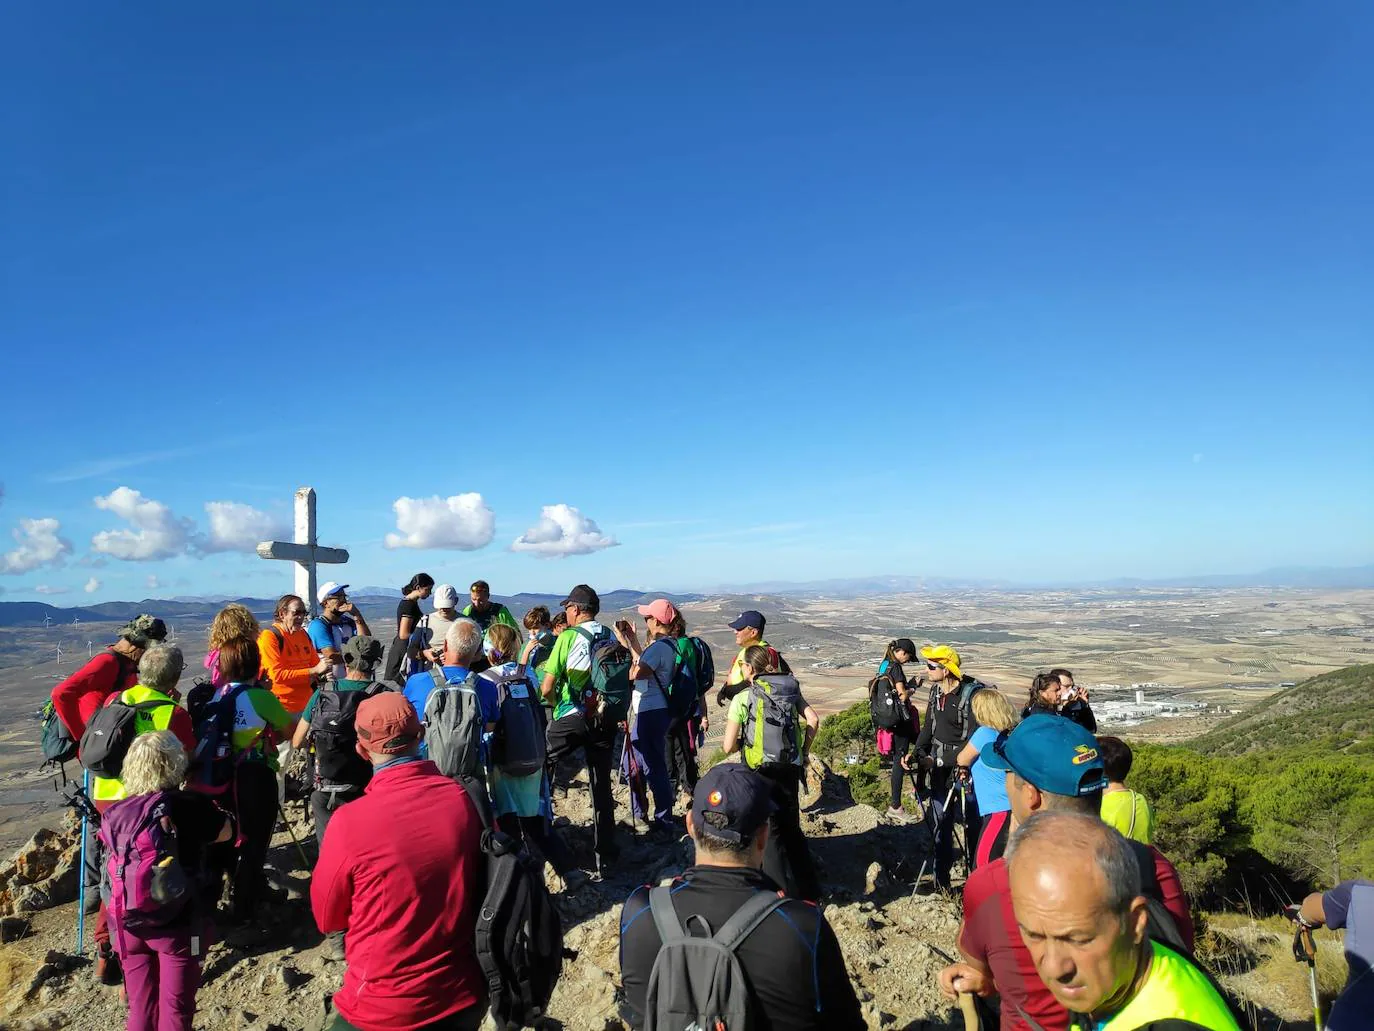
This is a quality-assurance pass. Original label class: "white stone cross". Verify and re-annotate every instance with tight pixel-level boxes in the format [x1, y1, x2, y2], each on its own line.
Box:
[256, 487, 350, 616]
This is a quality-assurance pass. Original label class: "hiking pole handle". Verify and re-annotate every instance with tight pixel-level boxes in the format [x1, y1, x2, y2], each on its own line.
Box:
[958, 991, 978, 1031]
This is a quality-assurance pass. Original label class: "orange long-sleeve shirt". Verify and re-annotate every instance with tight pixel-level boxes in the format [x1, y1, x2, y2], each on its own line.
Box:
[258, 624, 319, 716]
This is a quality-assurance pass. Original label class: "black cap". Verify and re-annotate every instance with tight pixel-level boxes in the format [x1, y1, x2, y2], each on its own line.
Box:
[690, 764, 776, 845]
[559, 584, 599, 610]
[728, 610, 765, 632]
[893, 637, 917, 657]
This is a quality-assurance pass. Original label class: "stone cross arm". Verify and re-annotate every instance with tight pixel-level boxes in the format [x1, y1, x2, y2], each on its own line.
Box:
[254, 541, 350, 564]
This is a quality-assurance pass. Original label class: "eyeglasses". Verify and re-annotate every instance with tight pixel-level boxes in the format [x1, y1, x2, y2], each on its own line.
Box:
[286, 609, 307, 617]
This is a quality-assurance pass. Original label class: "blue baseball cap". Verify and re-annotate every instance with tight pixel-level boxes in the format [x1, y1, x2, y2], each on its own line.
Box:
[728, 610, 766, 632]
[691, 763, 776, 844]
[980, 713, 1107, 797]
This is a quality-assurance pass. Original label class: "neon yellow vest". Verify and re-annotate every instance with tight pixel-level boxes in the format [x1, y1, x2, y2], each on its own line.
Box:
[90, 685, 182, 803]
[727, 639, 771, 686]
[1090, 941, 1240, 1030]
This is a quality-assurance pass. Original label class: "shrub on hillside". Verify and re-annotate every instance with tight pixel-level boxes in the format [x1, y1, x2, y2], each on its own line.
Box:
[813, 700, 876, 763]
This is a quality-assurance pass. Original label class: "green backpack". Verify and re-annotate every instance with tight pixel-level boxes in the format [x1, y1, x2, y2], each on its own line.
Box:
[572, 626, 633, 727]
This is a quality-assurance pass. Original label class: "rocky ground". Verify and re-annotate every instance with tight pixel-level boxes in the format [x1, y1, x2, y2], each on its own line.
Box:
[0, 755, 1323, 1031]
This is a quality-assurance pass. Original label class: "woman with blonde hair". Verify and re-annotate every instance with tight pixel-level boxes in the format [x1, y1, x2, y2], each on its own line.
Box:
[203, 603, 260, 689]
[100, 731, 233, 1031]
[957, 687, 1018, 868]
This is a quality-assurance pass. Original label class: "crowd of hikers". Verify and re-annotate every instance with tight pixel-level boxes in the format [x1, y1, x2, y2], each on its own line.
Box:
[38, 581, 1370, 1031]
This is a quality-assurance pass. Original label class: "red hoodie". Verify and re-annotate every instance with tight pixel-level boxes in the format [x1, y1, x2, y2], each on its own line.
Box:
[310, 759, 485, 1031]
[51, 650, 139, 740]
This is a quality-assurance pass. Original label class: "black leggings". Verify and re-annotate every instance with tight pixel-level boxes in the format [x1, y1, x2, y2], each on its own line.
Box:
[758, 765, 821, 902]
[496, 813, 578, 876]
[889, 729, 915, 808]
[666, 716, 700, 798]
[230, 761, 280, 919]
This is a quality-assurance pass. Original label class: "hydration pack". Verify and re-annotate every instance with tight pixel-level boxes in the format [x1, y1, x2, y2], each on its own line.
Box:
[572, 626, 632, 727]
[424, 669, 484, 780]
[643, 885, 786, 1031]
[740, 674, 804, 771]
[461, 778, 567, 1030]
[312, 683, 386, 788]
[651, 638, 707, 722]
[483, 665, 547, 777]
[79, 694, 175, 779]
[98, 791, 193, 932]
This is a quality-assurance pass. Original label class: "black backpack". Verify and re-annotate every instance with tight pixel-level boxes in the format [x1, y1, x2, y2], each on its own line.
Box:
[460, 778, 568, 1030]
[312, 683, 387, 788]
[188, 683, 252, 794]
[868, 673, 903, 730]
[79, 695, 175, 779]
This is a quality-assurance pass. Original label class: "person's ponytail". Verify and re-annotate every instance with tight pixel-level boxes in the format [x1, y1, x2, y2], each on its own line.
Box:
[402, 572, 435, 596]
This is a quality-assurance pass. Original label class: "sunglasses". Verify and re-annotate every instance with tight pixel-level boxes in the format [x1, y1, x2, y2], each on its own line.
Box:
[925, 661, 942, 671]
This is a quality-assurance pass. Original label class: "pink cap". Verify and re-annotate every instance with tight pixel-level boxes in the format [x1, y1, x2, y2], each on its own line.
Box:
[636, 599, 679, 624]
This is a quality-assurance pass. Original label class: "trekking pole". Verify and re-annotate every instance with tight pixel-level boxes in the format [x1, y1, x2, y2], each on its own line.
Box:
[1289, 913, 1323, 1031]
[926, 945, 979, 1031]
[76, 769, 89, 955]
[912, 777, 960, 899]
[281, 812, 312, 870]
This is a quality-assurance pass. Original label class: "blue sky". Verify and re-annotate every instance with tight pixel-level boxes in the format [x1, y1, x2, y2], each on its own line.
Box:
[2, 3, 1371, 601]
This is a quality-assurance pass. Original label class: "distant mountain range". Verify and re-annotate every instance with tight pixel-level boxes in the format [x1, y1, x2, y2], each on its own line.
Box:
[0, 590, 706, 628]
[0, 565, 1368, 627]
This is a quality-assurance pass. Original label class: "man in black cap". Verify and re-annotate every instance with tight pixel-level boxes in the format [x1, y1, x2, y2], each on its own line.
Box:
[618, 763, 863, 1030]
[716, 609, 791, 707]
[540, 584, 619, 872]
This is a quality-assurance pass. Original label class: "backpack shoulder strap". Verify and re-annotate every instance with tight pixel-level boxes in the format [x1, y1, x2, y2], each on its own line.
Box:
[458, 774, 494, 833]
[131, 699, 174, 713]
[571, 625, 596, 646]
[430, 666, 448, 690]
[271, 626, 285, 651]
[648, 885, 690, 945]
[712, 891, 788, 951]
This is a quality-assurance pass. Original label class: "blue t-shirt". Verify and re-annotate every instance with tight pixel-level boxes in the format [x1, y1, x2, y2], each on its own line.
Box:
[306, 615, 357, 678]
[404, 664, 480, 763]
[633, 638, 674, 714]
[1324, 879, 1374, 1030]
[969, 726, 1010, 814]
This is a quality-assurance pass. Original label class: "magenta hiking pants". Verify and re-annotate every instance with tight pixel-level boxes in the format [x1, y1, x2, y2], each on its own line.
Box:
[117, 926, 206, 1031]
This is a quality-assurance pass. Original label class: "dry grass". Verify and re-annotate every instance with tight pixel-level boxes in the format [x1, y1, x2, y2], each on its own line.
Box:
[1202, 910, 1346, 1022]
[0, 943, 37, 1010]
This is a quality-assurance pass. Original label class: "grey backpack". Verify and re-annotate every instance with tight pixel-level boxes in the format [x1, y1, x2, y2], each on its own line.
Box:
[424, 668, 484, 780]
[644, 885, 786, 1031]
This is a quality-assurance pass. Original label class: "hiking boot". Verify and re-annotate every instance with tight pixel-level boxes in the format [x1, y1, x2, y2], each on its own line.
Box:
[886, 806, 914, 824]
[95, 943, 122, 986]
[322, 931, 346, 962]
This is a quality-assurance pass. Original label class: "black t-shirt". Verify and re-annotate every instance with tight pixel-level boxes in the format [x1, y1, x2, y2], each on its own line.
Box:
[396, 597, 423, 634]
[883, 658, 908, 689]
[619, 865, 864, 1030]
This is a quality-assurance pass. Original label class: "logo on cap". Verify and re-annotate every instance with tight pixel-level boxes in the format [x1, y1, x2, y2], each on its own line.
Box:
[708, 790, 723, 806]
[1071, 744, 1099, 765]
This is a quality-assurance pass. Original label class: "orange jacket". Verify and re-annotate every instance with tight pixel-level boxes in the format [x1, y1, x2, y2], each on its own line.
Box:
[258, 624, 318, 716]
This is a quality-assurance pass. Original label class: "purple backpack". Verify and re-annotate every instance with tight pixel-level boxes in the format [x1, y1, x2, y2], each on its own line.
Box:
[98, 792, 191, 932]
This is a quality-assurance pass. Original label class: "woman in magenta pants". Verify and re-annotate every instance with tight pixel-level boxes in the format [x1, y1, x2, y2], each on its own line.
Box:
[101, 732, 233, 1031]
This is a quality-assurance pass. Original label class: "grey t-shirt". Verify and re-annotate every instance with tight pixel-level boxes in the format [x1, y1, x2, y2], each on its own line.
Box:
[1324, 879, 1373, 1029]
[633, 638, 675, 714]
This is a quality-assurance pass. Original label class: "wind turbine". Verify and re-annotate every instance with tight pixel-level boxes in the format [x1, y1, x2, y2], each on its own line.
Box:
[72, 616, 81, 626]
[54, 642, 64, 674]
[43, 614, 53, 629]
[87, 641, 94, 659]
[165, 622, 177, 643]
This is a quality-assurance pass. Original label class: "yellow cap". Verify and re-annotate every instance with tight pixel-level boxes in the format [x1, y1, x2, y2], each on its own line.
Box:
[920, 644, 962, 680]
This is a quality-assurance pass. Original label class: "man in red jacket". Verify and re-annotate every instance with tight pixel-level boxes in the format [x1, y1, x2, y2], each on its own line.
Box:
[51, 614, 167, 740]
[310, 693, 486, 1031]
[937, 714, 1194, 1031]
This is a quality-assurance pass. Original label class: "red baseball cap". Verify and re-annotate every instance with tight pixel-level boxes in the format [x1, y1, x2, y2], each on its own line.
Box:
[636, 598, 679, 624]
[355, 693, 423, 755]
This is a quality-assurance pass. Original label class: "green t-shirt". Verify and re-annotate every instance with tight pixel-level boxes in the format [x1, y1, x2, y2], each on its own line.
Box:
[544, 621, 607, 720]
[301, 678, 373, 724]
[1101, 788, 1154, 844]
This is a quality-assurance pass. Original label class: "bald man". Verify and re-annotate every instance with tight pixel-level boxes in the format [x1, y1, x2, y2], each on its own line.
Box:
[1004, 811, 1239, 1030]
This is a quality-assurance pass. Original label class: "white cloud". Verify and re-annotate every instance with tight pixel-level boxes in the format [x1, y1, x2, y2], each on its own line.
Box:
[146, 575, 162, 590]
[511, 504, 618, 558]
[384, 494, 496, 551]
[91, 487, 195, 561]
[34, 584, 70, 595]
[0, 517, 74, 574]
[202, 501, 287, 552]
[83, 577, 102, 594]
